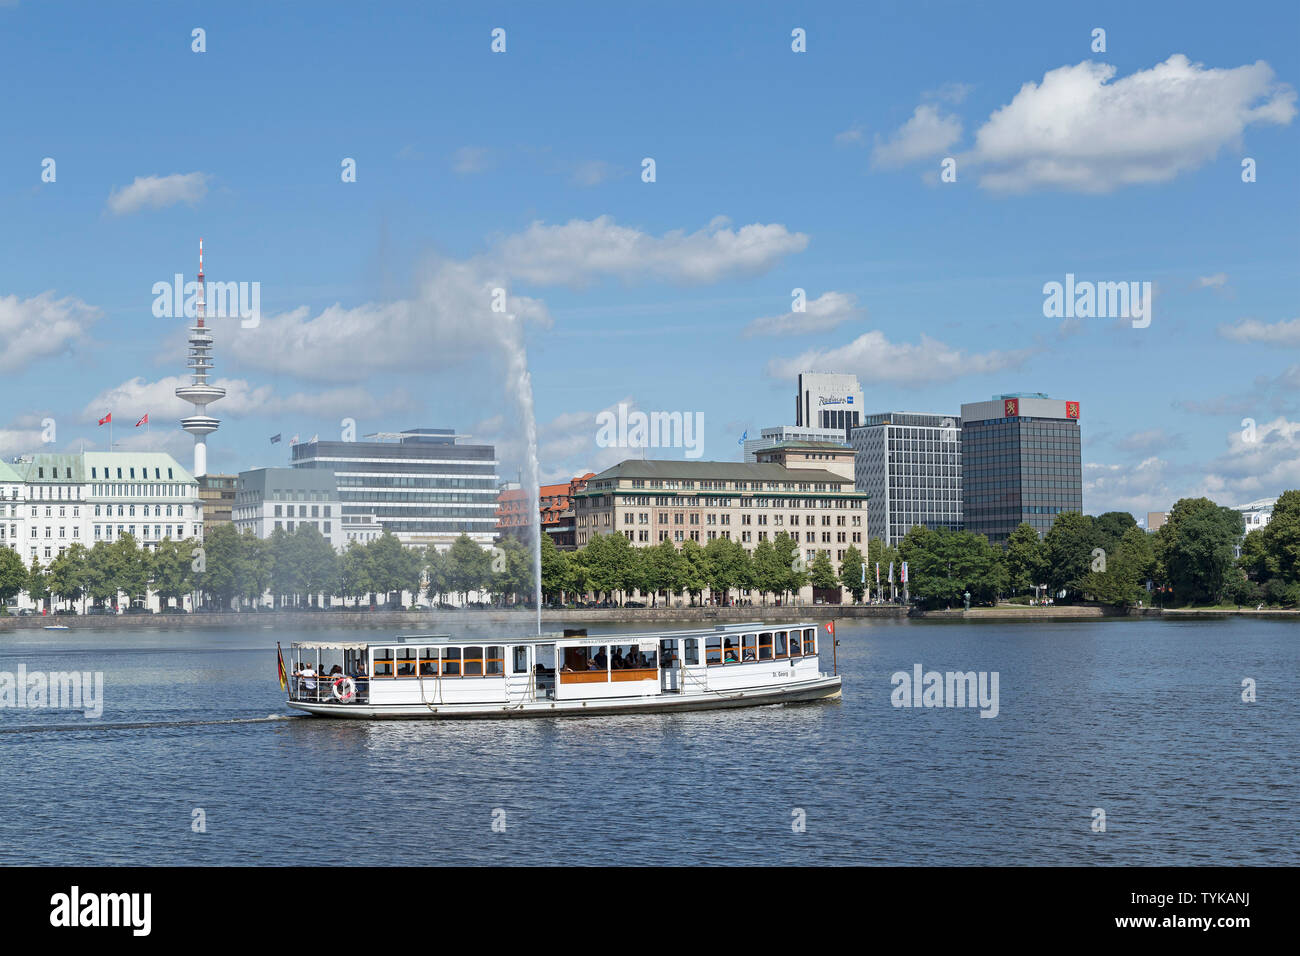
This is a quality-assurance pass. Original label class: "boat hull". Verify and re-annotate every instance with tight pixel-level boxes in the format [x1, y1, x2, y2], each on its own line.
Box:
[286, 674, 842, 719]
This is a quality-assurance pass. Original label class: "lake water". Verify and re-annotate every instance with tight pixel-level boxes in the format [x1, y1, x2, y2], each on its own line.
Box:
[0, 617, 1294, 865]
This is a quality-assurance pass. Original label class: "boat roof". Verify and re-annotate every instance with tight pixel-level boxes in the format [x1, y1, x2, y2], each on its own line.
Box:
[290, 622, 823, 650]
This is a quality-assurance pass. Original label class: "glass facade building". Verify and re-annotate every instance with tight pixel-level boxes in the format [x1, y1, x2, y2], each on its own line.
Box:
[960, 395, 1082, 545]
[850, 412, 962, 546]
[290, 428, 499, 547]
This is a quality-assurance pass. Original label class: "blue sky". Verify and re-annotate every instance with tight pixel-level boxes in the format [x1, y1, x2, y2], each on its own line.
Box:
[1, 0, 1297, 518]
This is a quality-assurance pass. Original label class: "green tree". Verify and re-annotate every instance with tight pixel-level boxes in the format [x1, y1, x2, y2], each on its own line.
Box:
[1003, 523, 1048, 595]
[901, 527, 1005, 608]
[539, 533, 570, 603]
[1158, 497, 1243, 604]
[809, 550, 838, 591]
[703, 536, 752, 604]
[678, 539, 708, 605]
[0, 547, 28, 606]
[839, 543, 867, 602]
[772, 532, 804, 603]
[113, 534, 149, 607]
[296, 523, 340, 606]
[422, 546, 449, 606]
[26, 556, 49, 608]
[47, 545, 89, 611]
[446, 533, 491, 604]
[239, 532, 272, 608]
[1043, 512, 1097, 596]
[149, 538, 192, 608]
[85, 540, 122, 608]
[641, 538, 686, 606]
[750, 538, 781, 604]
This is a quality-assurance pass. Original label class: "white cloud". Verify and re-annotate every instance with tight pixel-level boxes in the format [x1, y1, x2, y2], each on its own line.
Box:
[1196, 417, 1300, 504]
[570, 160, 620, 186]
[0, 292, 98, 371]
[106, 172, 209, 215]
[452, 147, 492, 174]
[475, 399, 638, 484]
[1114, 428, 1184, 454]
[872, 104, 963, 168]
[744, 291, 864, 337]
[1197, 273, 1229, 289]
[834, 123, 866, 146]
[1083, 457, 1173, 516]
[766, 330, 1035, 384]
[968, 55, 1295, 193]
[81, 377, 416, 423]
[1218, 317, 1300, 347]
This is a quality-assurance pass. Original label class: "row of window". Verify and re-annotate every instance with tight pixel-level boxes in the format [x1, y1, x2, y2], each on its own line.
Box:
[706, 629, 817, 664]
[372, 646, 507, 678]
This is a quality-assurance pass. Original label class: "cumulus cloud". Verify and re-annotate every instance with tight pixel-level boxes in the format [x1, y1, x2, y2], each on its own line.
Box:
[106, 172, 209, 215]
[1218, 317, 1300, 347]
[1197, 273, 1229, 289]
[1197, 417, 1300, 504]
[1083, 457, 1173, 516]
[475, 398, 640, 484]
[81, 377, 417, 423]
[871, 104, 963, 168]
[968, 55, 1295, 192]
[744, 291, 864, 337]
[766, 330, 1035, 384]
[0, 292, 99, 371]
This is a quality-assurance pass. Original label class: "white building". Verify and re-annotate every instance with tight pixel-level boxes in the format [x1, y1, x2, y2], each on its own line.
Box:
[233, 467, 345, 549]
[0, 460, 27, 557]
[794, 372, 865, 441]
[742, 425, 849, 462]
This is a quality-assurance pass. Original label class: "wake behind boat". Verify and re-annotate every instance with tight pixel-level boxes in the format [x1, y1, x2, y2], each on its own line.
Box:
[283, 622, 842, 719]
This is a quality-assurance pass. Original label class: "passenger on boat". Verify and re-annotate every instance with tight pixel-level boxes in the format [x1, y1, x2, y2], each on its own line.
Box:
[295, 663, 317, 693]
[594, 648, 608, 669]
[397, 660, 415, 676]
[328, 665, 343, 677]
[611, 648, 625, 670]
[723, 640, 738, 664]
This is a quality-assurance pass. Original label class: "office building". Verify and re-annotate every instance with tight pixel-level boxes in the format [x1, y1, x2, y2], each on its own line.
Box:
[290, 427, 498, 548]
[233, 468, 344, 548]
[742, 425, 848, 462]
[794, 372, 864, 440]
[199, 474, 237, 529]
[850, 412, 962, 546]
[960, 394, 1082, 545]
[1146, 512, 1167, 532]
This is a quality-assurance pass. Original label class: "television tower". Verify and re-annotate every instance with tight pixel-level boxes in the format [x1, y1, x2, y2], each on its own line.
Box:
[175, 238, 225, 476]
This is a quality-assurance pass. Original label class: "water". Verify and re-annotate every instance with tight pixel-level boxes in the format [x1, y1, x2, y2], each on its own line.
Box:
[0, 618, 1294, 865]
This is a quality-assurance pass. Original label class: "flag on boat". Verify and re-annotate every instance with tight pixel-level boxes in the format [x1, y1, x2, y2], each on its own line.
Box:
[98, 413, 111, 426]
[826, 621, 835, 636]
[276, 642, 288, 691]
[135, 413, 149, 427]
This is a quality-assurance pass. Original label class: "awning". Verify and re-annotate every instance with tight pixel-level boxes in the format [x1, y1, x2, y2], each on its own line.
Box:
[291, 641, 370, 651]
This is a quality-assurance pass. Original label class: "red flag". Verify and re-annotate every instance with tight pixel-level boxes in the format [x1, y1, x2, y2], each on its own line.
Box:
[826, 621, 835, 636]
[135, 413, 149, 427]
[98, 413, 111, 426]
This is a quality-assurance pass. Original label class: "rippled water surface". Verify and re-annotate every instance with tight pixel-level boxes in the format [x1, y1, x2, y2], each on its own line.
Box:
[0, 617, 1294, 865]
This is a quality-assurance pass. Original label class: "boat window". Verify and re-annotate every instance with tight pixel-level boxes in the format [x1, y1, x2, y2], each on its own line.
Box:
[396, 648, 417, 677]
[463, 646, 484, 676]
[419, 648, 439, 676]
[721, 636, 741, 664]
[741, 633, 757, 662]
[372, 648, 394, 677]
[486, 646, 505, 676]
[561, 645, 608, 675]
[705, 636, 721, 665]
[790, 632, 803, 657]
[684, 638, 699, 665]
[512, 646, 529, 674]
[758, 632, 773, 660]
[775, 631, 788, 657]
[803, 628, 816, 654]
[442, 647, 462, 676]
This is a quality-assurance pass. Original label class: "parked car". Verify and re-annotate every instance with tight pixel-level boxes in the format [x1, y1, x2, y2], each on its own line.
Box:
[18, 608, 36, 616]
[625, 601, 646, 608]
[54, 608, 79, 616]
[124, 606, 154, 615]
[160, 606, 188, 615]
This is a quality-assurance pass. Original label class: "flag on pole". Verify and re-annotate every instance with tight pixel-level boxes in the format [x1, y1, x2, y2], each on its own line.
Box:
[289, 434, 299, 446]
[270, 434, 282, 444]
[98, 413, 111, 426]
[276, 642, 288, 692]
[826, 621, 835, 637]
[875, 562, 880, 583]
[860, 562, 865, 585]
[309, 434, 318, 443]
[889, 561, 894, 584]
[902, 561, 909, 584]
[135, 413, 149, 427]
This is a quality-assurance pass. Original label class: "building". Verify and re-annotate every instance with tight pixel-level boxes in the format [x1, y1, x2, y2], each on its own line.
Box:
[175, 239, 225, 477]
[9, 451, 202, 562]
[1146, 511, 1167, 532]
[850, 412, 963, 546]
[742, 425, 848, 462]
[0, 460, 27, 557]
[573, 459, 869, 598]
[198, 474, 237, 529]
[960, 394, 1082, 545]
[496, 473, 594, 550]
[233, 468, 344, 548]
[1232, 498, 1276, 534]
[290, 428, 498, 548]
[753, 441, 855, 482]
[794, 372, 864, 440]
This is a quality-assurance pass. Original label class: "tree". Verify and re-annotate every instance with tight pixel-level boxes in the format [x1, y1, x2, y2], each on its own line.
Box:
[149, 538, 192, 608]
[1093, 511, 1139, 560]
[296, 523, 340, 606]
[901, 527, 1005, 608]
[113, 534, 150, 607]
[772, 532, 804, 603]
[0, 547, 27, 606]
[85, 540, 122, 608]
[1043, 512, 1097, 596]
[1003, 523, 1047, 595]
[641, 538, 686, 606]
[678, 539, 707, 605]
[703, 536, 752, 604]
[198, 524, 242, 610]
[1158, 497, 1242, 604]
[809, 550, 838, 591]
[839, 544, 866, 602]
[239, 532, 272, 608]
[446, 534, 491, 604]
[751, 538, 781, 604]
[26, 556, 49, 608]
[490, 536, 532, 606]
[539, 533, 570, 603]
[422, 546, 449, 606]
[865, 538, 901, 599]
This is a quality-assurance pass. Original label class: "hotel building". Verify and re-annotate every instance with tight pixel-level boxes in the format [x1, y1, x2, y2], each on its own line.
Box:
[794, 372, 864, 441]
[0, 460, 27, 556]
[742, 425, 849, 462]
[290, 428, 499, 548]
[960, 394, 1082, 545]
[573, 456, 869, 596]
[850, 412, 963, 546]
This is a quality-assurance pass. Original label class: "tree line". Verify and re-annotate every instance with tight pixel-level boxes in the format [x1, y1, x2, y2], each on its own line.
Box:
[3, 491, 1295, 611]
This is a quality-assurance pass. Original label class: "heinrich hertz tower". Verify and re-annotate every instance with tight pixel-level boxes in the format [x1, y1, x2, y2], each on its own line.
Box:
[175, 239, 225, 476]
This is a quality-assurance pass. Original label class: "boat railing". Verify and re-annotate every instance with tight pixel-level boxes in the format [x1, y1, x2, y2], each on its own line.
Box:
[287, 675, 370, 704]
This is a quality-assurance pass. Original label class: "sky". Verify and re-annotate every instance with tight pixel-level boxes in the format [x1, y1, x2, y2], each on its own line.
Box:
[1, 0, 1297, 520]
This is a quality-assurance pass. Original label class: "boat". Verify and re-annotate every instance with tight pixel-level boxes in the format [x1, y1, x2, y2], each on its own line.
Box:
[43, 625, 70, 630]
[284, 622, 842, 719]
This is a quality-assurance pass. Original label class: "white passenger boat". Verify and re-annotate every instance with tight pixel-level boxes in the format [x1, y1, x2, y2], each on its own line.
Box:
[284, 623, 842, 719]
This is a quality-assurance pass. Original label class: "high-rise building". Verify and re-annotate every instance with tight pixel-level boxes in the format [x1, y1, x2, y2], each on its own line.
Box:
[794, 372, 864, 440]
[742, 425, 849, 462]
[960, 394, 1082, 545]
[850, 412, 962, 546]
[290, 428, 498, 548]
[175, 239, 225, 477]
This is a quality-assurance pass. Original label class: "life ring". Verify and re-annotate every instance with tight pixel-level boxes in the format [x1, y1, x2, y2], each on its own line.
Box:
[331, 676, 357, 702]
